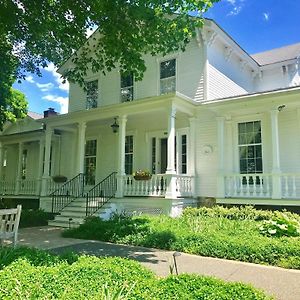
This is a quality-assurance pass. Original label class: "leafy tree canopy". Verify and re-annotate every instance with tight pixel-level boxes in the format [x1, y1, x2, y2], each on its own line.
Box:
[0, 0, 219, 129]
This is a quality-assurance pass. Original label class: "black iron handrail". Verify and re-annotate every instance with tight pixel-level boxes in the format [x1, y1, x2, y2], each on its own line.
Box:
[51, 173, 85, 213]
[85, 172, 117, 217]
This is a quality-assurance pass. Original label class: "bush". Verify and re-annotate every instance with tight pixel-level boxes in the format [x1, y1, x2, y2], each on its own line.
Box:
[64, 206, 300, 269]
[19, 209, 54, 228]
[0, 248, 272, 299]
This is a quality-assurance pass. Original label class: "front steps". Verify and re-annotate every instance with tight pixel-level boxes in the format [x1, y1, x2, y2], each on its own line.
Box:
[48, 198, 110, 228]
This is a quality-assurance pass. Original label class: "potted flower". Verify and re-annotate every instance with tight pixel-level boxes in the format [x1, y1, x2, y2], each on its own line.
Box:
[133, 170, 152, 181]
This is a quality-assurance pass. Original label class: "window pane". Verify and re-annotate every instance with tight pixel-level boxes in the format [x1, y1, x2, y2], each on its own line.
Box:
[160, 59, 176, 79]
[125, 136, 133, 175]
[121, 73, 133, 88]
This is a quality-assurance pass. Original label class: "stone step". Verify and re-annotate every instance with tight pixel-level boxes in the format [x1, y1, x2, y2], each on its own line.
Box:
[48, 220, 81, 228]
[54, 215, 85, 224]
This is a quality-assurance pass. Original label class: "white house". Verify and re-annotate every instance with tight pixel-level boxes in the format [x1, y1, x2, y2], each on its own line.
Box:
[1, 19, 300, 226]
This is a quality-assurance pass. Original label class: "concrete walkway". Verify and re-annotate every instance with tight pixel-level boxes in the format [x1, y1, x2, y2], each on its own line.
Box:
[16, 226, 300, 300]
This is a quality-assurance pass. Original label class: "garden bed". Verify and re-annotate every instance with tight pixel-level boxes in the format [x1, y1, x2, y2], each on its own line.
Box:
[63, 206, 300, 269]
[0, 247, 271, 299]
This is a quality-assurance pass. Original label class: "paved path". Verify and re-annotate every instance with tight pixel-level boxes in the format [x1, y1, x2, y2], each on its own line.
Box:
[16, 226, 300, 300]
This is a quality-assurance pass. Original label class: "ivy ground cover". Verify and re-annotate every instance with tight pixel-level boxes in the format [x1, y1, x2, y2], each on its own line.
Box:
[63, 206, 300, 269]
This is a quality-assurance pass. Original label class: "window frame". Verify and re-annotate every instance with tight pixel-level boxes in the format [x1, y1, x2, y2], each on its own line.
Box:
[120, 72, 134, 102]
[159, 58, 177, 95]
[125, 135, 134, 175]
[84, 139, 97, 185]
[85, 79, 99, 110]
[237, 120, 263, 175]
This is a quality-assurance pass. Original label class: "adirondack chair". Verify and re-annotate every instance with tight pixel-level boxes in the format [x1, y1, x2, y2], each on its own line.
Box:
[0, 205, 22, 247]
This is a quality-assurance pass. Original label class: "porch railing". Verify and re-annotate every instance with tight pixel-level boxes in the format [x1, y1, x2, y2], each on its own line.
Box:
[281, 173, 300, 199]
[123, 174, 168, 197]
[51, 173, 85, 213]
[19, 180, 37, 195]
[0, 181, 15, 195]
[225, 174, 272, 198]
[123, 174, 194, 198]
[86, 172, 117, 216]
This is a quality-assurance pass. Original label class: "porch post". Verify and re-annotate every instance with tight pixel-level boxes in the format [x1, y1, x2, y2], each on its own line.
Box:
[37, 139, 45, 195]
[15, 142, 24, 195]
[165, 106, 177, 199]
[77, 121, 86, 174]
[0, 142, 3, 179]
[216, 117, 225, 198]
[41, 127, 52, 196]
[189, 117, 197, 196]
[116, 115, 127, 198]
[270, 110, 282, 199]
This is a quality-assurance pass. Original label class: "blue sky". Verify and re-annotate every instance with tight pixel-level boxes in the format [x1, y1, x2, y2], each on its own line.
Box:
[13, 0, 300, 115]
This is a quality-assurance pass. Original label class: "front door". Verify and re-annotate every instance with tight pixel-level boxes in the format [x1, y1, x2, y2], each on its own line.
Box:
[160, 138, 168, 173]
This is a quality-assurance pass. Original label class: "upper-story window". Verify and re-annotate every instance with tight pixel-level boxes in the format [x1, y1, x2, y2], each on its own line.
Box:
[160, 58, 176, 95]
[121, 73, 134, 102]
[86, 80, 98, 109]
[238, 121, 262, 174]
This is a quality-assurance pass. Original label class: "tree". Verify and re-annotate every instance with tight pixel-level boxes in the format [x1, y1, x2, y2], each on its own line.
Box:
[0, 0, 219, 129]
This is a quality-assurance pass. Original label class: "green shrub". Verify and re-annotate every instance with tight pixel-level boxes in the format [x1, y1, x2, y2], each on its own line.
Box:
[64, 206, 300, 269]
[259, 215, 300, 237]
[0, 248, 272, 300]
[0, 246, 78, 270]
[20, 209, 54, 228]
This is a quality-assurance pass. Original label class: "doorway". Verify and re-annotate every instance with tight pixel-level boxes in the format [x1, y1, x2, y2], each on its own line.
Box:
[160, 138, 168, 173]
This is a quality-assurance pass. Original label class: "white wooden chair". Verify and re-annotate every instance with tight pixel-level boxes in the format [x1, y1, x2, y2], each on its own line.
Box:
[0, 205, 22, 247]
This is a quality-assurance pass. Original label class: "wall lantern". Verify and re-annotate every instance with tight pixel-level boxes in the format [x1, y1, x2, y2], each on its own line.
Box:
[111, 117, 119, 133]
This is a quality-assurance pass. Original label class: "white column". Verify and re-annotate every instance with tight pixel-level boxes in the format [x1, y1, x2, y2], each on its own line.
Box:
[189, 117, 197, 196]
[216, 117, 226, 198]
[41, 127, 52, 196]
[0, 142, 3, 179]
[15, 142, 24, 194]
[37, 139, 45, 195]
[165, 107, 177, 199]
[77, 122, 86, 174]
[166, 107, 176, 174]
[270, 110, 282, 199]
[116, 116, 127, 198]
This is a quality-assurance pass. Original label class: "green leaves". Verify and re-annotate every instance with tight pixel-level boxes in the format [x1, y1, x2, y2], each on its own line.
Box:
[0, 0, 219, 128]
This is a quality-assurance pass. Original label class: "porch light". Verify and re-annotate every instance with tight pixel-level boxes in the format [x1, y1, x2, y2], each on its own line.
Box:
[111, 117, 119, 133]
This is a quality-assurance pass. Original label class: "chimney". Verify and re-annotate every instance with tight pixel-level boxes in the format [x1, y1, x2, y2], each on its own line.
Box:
[43, 108, 57, 118]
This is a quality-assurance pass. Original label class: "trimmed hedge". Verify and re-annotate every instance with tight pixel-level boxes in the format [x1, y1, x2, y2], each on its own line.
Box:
[63, 206, 300, 269]
[20, 209, 54, 228]
[0, 247, 272, 299]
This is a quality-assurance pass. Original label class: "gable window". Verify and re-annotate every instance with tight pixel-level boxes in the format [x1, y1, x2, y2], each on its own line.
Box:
[85, 140, 97, 185]
[160, 59, 176, 95]
[86, 80, 98, 109]
[121, 73, 134, 102]
[238, 121, 262, 174]
[125, 135, 133, 175]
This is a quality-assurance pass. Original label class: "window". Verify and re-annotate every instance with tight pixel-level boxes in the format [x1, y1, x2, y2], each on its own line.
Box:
[181, 135, 187, 174]
[238, 121, 262, 174]
[42, 146, 53, 175]
[86, 80, 98, 109]
[85, 140, 97, 185]
[125, 136, 133, 175]
[160, 59, 176, 94]
[121, 73, 134, 102]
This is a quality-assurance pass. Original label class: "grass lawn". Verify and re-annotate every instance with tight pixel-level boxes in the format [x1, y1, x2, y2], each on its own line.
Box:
[63, 206, 300, 269]
[0, 246, 272, 299]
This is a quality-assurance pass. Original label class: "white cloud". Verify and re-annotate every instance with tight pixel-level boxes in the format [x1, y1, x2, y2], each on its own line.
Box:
[44, 62, 69, 92]
[42, 94, 69, 114]
[263, 12, 270, 21]
[26, 75, 35, 83]
[226, 0, 245, 16]
[36, 82, 54, 92]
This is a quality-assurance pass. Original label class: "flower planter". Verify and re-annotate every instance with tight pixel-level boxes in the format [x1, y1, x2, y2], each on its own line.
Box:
[52, 175, 68, 183]
[134, 175, 152, 181]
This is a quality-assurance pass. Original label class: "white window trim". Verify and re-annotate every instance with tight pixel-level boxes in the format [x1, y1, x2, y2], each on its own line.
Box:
[120, 72, 135, 102]
[85, 77, 100, 109]
[84, 138, 98, 184]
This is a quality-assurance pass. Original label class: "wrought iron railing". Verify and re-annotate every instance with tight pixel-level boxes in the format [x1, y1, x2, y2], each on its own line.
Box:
[85, 172, 117, 217]
[51, 173, 85, 213]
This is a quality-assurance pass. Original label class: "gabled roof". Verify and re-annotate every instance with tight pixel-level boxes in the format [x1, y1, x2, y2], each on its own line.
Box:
[27, 111, 44, 120]
[251, 43, 300, 65]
